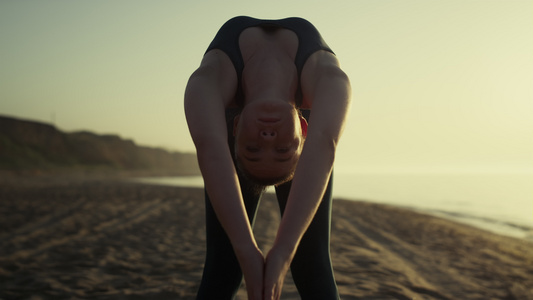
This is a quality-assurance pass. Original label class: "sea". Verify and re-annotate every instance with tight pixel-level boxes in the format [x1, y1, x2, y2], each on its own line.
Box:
[134, 172, 533, 240]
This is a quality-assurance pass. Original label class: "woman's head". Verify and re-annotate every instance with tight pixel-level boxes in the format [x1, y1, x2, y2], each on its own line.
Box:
[233, 99, 307, 186]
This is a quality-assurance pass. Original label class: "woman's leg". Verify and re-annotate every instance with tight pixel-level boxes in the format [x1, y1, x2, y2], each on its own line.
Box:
[196, 180, 263, 300]
[275, 174, 340, 300]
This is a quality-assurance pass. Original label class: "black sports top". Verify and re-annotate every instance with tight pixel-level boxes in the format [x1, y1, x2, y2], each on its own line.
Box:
[206, 16, 334, 107]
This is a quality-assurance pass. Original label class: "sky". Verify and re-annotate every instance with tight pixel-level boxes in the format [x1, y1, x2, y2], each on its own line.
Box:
[1, 0, 532, 174]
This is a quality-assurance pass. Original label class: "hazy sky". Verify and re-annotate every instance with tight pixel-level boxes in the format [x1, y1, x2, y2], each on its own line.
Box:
[1, 0, 532, 173]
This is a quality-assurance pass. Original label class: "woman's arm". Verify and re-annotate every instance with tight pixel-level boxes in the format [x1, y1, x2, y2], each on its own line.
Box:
[184, 50, 264, 299]
[264, 51, 351, 299]
[276, 52, 351, 251]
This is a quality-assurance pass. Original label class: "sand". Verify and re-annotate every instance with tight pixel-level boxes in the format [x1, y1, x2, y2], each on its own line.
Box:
[0, 175, 532, 299]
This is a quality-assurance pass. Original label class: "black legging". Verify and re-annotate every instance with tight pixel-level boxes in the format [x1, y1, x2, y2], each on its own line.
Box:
[196, 174, 339, 299]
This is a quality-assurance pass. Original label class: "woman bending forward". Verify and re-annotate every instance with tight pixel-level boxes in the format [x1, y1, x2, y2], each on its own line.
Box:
[185, 16, 351, 300]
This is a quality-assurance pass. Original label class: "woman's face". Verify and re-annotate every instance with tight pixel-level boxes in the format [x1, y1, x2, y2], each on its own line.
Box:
[234, 99, 306, 183]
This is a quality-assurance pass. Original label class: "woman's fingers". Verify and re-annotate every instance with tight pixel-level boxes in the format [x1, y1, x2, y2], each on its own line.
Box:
[236, 247, 265, 300]
[263, 249, 291, 300]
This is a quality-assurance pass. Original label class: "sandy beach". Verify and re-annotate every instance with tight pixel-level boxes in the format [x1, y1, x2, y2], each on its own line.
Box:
[0, 175, 532, 299]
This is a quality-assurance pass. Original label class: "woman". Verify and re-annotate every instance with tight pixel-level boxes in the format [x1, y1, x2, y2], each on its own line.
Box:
[185, 16, 351, 300]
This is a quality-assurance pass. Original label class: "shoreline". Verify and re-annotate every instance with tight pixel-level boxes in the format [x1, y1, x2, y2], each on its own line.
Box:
[1, 177, 532, 299]
[414, 206, 533, 241]
[133, 175, 533, 242]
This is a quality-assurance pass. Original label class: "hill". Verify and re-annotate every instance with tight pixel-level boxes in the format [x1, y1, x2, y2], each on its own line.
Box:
[0, 115, 199, 175]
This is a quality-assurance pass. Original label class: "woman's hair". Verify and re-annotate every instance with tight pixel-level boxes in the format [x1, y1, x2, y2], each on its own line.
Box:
[234, 155, 295, 187]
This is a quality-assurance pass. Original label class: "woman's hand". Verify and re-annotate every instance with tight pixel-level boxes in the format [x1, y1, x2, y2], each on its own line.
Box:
[235, 245, 265, 300]
[263, 246, 293, 300]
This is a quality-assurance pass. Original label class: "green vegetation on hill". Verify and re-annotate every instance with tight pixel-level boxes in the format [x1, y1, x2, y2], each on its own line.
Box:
[0, 115, 199, 175]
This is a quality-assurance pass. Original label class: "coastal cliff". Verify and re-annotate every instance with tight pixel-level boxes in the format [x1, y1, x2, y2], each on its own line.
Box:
[0, 115, 199, 175]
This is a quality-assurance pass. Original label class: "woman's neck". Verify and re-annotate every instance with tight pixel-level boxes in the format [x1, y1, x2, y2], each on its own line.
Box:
[239, 27, 299, 107]
[241, 52, 298, 106]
